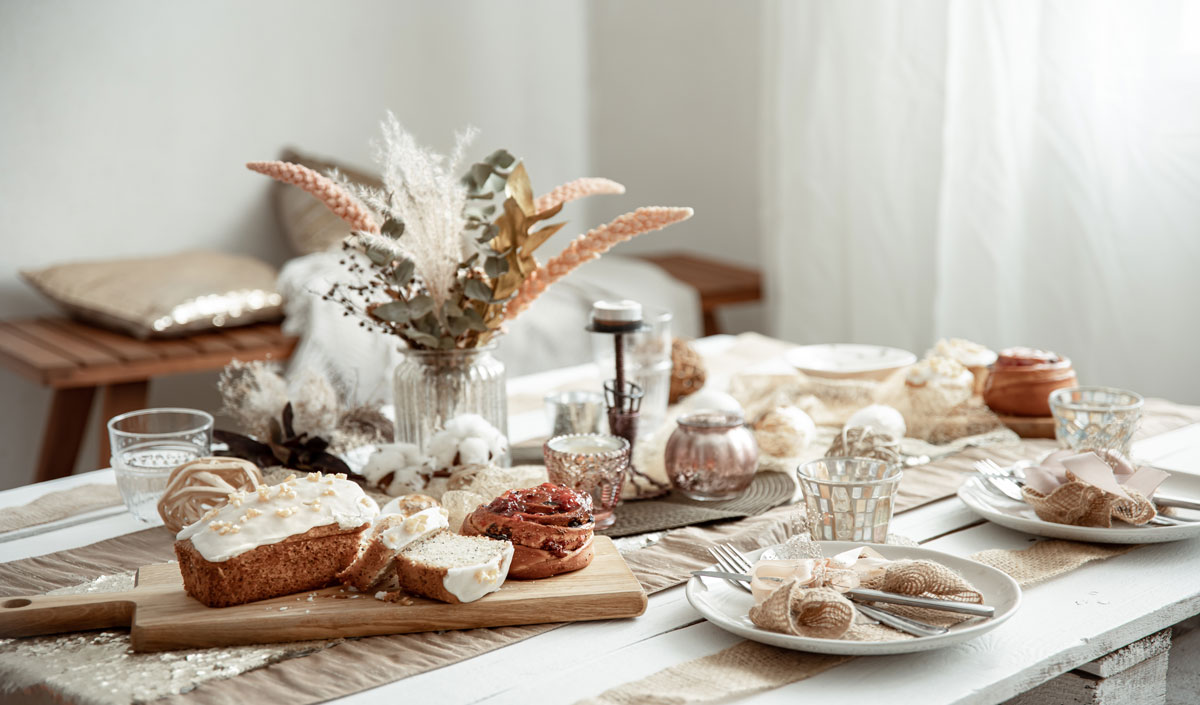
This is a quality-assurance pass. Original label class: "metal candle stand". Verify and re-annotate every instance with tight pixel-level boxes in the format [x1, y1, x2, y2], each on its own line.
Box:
[588, 301, 647, 475]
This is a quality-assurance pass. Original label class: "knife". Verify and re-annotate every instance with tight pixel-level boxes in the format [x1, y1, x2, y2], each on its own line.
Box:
[691, 570, 995, 618]
[1154, 494, 1200, 512]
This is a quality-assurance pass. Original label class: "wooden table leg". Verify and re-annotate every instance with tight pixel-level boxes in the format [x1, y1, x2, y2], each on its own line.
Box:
[702, 310, 721, 337]
[34, 387, 96, 483]
[98, 381, 150, 467]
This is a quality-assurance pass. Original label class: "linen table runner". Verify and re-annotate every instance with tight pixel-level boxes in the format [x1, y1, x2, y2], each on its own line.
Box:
[0, 484, 122, 534]
[577, 540, 1136, 705]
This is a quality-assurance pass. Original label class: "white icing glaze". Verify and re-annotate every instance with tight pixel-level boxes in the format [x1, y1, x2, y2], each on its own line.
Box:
[379, 507, 449, 551]
[441, 542, 514, 603]
[932, 338, 997, 368]
[845, 404, 907, 439]
[362, 443, 433, 496]
[905, 356, 973, 387]
[428, 414, 509, 470]
[177, 472, 379, 562]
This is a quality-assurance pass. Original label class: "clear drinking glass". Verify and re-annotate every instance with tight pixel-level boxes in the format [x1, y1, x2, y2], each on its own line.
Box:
[797, 457, 901, 543]
[1049, 386, 1144, 457]
[543, 434, 630, 529]
[592, 308, 673, 437]
[545, 390, 605, 437]
[392, 344, 509, 465]
[107, 408, 213, 524]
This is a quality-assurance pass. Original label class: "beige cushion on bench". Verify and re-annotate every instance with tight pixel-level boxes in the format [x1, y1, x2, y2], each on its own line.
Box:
[22, 250, 283, 339]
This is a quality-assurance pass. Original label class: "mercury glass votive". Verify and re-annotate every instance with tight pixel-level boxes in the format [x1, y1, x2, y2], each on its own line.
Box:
[1049, 386, 1144, 457]
[797, 457, 901, 543]
[664, 412, 759, 501]
[543, 434, 630, 529]
[545, 390, 605, 437]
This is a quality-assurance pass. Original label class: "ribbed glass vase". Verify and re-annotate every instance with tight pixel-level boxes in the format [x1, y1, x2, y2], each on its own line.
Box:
[392, 344, 509, 466]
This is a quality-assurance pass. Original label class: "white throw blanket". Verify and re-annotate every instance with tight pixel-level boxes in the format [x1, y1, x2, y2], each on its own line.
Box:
[277, 252, 702, 404]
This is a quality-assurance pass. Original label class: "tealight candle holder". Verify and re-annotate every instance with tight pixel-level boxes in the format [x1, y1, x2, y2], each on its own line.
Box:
[543, 433, 631, 529]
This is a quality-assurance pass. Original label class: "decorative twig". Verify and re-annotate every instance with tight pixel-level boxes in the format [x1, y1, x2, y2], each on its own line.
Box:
[534, 177, 626, 214]
[504, 206, 694, 320]
[247, 161, 381, 234]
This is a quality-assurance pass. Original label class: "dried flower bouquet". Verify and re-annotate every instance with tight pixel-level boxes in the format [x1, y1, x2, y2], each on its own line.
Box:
[248, 114, 693, 350]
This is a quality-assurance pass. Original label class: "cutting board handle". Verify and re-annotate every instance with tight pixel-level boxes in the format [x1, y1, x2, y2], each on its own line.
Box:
[0, 592, 135, 638]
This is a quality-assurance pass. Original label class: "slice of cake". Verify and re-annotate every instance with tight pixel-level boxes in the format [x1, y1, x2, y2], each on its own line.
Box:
[174, 472, 379, 607]
[395, 531, 514, 604]
[338, 505, 450, 592]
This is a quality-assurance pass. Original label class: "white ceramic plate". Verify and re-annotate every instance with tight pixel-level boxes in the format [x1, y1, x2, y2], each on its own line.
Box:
[785, 344, 917, 380]
[685, 541, 1021, 655]
[958, 476, 1200, 544]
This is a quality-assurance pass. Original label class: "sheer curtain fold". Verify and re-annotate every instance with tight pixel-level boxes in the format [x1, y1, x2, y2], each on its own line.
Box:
[766, 0, 1200, 402]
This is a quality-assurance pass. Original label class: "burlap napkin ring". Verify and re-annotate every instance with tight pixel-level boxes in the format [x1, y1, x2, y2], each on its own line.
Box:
[749, 582, 855, 639]
[1021, 470, 1156, 528]
[860, 559, 984, 603]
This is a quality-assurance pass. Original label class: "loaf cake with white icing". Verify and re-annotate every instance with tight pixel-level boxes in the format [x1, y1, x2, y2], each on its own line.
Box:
[174, 472, 379, 607]
[395, 531, 513, 604]
[338, 504, 450, 592]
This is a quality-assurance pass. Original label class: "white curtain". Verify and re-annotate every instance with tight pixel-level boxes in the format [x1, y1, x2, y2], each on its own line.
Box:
[765, 0, 1200, 403]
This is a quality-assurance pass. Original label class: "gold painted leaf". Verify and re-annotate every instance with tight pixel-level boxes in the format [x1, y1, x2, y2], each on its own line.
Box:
[505, 163, 535, 216]
[521, 222, 567, 257]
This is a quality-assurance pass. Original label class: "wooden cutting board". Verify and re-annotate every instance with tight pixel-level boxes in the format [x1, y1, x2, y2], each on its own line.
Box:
[0, 536, 646, 652]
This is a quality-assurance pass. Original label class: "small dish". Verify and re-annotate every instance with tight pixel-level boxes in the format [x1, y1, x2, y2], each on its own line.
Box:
[785, 344, 917, 381]
[685, 541, 1020, 655]
[957, 474, 1200, 544]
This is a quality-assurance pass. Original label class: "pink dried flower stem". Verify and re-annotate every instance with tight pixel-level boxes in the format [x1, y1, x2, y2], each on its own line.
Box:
[534, 177, 626, 214]
[505, 206, 693, 320]
[247, 161, 381, 234]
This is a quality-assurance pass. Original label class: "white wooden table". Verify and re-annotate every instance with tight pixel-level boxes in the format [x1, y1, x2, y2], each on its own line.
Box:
[2, 336, 1199, 705]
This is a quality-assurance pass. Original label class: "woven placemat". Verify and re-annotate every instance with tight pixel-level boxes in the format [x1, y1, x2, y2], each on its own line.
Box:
[601, 472, 796, 538]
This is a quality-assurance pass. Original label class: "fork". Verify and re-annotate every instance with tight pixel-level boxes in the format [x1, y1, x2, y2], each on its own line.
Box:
[974, 459, 1025, 501]
[973, 459, 1192, 527]
[706, 544, 948, 637]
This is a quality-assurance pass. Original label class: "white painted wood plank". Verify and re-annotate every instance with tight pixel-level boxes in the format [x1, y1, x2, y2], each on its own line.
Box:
[1133, 423, 1200, 467]
[0, 511, 150, 563]
[468, 619, 742, 705]
[0, 468, 115, 509]
[337, 586, 714, 705]
[891, 496, 984, 543]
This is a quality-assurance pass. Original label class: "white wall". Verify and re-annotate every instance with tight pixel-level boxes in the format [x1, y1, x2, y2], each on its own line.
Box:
[587, 0, 768, 334]
[0, 0, 592, 490]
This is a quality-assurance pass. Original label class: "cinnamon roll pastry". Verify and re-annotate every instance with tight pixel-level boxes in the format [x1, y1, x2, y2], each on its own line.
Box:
[983, 348, 1077, 417]
[461, 483, 595, 579]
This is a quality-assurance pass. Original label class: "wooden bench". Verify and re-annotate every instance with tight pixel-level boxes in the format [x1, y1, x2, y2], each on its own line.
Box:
[0, 318, 297, 483]
[636, 252, 763, 336]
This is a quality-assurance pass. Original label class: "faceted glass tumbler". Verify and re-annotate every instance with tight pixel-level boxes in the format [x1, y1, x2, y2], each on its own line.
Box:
[392, 344, 509, 466]
[797, 457, 901, 543]
[1049, 386, 1144, 458]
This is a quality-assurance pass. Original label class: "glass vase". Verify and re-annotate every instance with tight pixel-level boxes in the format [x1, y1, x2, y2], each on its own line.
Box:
[392, 344, 509, 466]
